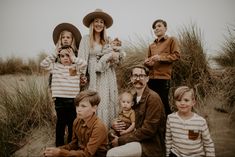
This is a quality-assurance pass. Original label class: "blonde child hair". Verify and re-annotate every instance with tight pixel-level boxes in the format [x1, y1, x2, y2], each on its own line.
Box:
[174, 86, 195, 101]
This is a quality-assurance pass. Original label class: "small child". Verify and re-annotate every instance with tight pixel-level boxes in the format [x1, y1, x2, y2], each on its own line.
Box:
[108, 91, 135, 143]
[97, 38, 126, 63]
[40, 45, 87, 147]
[165, 86, 215, 157]
[43, 90, 108, 157]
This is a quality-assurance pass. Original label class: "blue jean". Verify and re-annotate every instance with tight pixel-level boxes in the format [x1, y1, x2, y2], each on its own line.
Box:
[54, 98, 76, 147]
[148, 79, 171, 115]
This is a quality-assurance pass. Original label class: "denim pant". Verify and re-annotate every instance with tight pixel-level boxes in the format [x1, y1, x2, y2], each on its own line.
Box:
[148, 79, 171, 115]
[54, 98, 76, 147]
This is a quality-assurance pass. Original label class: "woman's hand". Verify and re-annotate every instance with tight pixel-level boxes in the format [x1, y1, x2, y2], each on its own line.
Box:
[111, 51, 119, 61]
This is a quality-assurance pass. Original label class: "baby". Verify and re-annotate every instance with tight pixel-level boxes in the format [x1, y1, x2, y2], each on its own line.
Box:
[108, 91, 135, 145]
[97, 38, 126, 64]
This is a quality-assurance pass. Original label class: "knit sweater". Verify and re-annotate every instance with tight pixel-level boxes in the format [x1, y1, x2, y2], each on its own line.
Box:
[165, 112, 215, 157]
[40, 53, 87, 98]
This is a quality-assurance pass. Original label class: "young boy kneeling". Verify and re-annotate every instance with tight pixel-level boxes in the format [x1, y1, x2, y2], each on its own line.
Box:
[43, 90, 108, 157]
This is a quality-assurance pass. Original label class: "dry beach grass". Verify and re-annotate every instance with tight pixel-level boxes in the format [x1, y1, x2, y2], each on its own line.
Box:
[1, 24, 234, 156]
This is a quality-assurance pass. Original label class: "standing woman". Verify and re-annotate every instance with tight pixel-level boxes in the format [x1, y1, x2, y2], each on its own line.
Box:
[78, 9, 119, 127]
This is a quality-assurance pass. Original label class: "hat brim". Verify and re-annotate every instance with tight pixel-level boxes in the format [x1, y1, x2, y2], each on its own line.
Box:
[53, 23, 81, 48]
[83, 11, 113, 29]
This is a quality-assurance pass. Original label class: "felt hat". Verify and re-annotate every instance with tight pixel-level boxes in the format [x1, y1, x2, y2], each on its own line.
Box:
[53, 23, 82, 48]
[83, 9, 113, 28]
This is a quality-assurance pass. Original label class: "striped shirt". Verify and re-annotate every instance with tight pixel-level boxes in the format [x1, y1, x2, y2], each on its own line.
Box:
[165, 112, 215, 157]
[40, 53, 87, 98]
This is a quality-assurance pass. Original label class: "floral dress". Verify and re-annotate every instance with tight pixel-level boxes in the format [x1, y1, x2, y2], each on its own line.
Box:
[78, 35, 119, 127]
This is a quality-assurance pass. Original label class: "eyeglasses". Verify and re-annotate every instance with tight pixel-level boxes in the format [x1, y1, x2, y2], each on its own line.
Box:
[131, 74, 147, 80]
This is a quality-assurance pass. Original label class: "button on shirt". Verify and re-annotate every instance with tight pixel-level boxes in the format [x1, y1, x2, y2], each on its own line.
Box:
[59, 114, 108, 157]
[147, 35, 181, 79]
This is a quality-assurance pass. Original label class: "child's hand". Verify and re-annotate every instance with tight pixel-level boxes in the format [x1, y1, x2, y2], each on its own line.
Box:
[151, 54, 161, 61]
[43, 147, 60, 157]
[67, 48, 75, 62]
[119, 130, 127, 135]
[144, 58, 154, 66]
[55, 47, 62, 56]
[80, 74, 88, 87]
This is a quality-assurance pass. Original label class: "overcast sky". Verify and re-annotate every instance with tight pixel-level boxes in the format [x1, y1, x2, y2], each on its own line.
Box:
[0, 0, 234, 60]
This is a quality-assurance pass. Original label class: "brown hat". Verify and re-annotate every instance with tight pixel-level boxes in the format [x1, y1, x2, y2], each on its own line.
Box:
[83, 8, 113, 28]
[53, 23, 82, 48]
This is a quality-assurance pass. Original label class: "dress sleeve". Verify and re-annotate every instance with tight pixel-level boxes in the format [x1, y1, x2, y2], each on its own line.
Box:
[78, 35, 90, 73]
[73, 58, 87, 74]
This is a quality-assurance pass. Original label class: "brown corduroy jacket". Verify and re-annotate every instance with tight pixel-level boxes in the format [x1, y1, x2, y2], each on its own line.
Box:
[59, 114, 108, 157]
[118, 86, 166, 157]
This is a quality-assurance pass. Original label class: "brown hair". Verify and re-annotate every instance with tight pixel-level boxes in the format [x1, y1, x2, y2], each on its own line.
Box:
[112, 38, 122, 46]
[152, 19, 167, 29]
[174, 86, 195, 101]
[75, 90, 100, 107]
[119, 90, 134, 101]
[131, 64, 149, 76]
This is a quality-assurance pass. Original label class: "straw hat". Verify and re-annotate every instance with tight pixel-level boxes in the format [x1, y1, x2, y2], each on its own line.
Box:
[83, 8, 113, 28]
[52, 23, 82, 48]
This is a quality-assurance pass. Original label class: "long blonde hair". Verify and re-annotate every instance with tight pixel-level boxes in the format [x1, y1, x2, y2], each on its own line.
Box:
[55, 30, 78, 52]
[88, 22, 109, 49]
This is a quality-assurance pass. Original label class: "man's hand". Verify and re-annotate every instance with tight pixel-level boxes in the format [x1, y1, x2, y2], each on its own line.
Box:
[112, 119, 126, 132]
[110, 134, 119, 147]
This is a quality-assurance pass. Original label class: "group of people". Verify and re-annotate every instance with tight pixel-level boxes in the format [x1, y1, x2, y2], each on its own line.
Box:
[40, 8, 215, 157]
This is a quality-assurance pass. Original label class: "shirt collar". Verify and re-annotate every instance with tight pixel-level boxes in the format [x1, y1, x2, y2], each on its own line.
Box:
[154, 35, 168, 43]
[81, 113, 97, 128]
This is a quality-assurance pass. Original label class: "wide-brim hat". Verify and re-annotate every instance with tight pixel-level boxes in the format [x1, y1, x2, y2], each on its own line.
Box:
[53, 23, 82, 48]
[83, 8, 113, 29]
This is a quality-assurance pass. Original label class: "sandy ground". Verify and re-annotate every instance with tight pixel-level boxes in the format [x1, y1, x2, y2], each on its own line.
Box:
[209, 109, 235, 157]
[13, 126, 55, 157]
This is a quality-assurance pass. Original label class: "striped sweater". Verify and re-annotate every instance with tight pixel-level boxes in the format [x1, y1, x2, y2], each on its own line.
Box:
[40, 53, 87, 98]
[165, 112, 215, 157]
